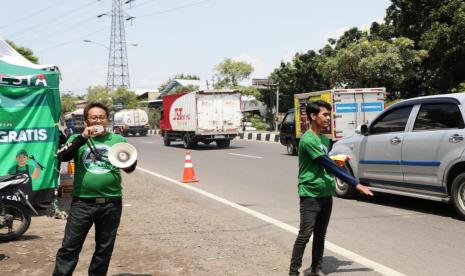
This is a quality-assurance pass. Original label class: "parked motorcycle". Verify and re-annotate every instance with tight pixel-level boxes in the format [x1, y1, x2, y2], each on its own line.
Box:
[0, 172, 38, 242]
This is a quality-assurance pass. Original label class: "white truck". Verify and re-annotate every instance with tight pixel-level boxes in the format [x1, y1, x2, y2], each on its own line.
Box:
[160, 90, 242, 149]
[279, 87, 386, 155]
[113, 109, 149, 136]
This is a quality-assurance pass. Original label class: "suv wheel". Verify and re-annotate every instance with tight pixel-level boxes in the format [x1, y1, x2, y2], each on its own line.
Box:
[451, 172, 465, 220]
[335, 165, 357, 198]
[286, 140, 297, 155]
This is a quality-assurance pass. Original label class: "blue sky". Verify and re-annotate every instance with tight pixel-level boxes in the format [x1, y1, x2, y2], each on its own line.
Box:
[1, 0, 391, 94]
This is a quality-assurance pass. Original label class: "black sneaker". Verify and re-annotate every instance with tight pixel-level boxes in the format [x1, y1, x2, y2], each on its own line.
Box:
[303, 267, 325, 276]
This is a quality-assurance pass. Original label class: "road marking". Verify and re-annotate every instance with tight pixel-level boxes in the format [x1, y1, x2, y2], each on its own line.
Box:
[136, 166, 406, 276]
[227, 153, 263, 159]
[140, 141, 155, 144]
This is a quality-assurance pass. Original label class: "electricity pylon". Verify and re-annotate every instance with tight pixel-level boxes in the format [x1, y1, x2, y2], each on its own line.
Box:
[107, 0, 130, 90]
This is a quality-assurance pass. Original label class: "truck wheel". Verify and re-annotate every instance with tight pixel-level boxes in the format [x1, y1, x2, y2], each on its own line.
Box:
[335, 165, 357, 199]
[216, 139, 230, 149]
[163, 133, 171, 146]
[286, 140, 297, 156]
[183, 134, 193, 149]
[451, 172, 465, 220]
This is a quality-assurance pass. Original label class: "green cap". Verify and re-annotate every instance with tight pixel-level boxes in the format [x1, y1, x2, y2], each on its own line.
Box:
[16, 149, 28, 157]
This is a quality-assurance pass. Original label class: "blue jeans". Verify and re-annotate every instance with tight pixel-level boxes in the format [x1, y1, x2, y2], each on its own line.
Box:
[53, 197, 122, 276]
[289, 196, 333, 275]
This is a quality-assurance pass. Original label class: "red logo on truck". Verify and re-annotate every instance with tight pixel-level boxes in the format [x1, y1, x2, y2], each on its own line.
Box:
[172, 108, 190, 121]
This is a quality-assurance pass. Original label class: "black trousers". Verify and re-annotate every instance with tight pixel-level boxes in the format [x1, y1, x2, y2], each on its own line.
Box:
[289, 196, 333, 275]
[53, 197, 122, 276]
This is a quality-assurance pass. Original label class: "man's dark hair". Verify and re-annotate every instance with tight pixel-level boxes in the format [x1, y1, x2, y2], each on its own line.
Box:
[84, 102, 110, 119]
[306, 100, 331, 122]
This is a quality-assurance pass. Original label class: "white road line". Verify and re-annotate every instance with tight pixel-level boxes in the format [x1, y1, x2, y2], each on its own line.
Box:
[136, 166, 406, 276]
[140, 141, 155, 144]
[227, 153, 263, 159]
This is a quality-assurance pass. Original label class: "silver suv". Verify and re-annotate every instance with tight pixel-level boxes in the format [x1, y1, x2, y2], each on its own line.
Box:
[330, 93, 465, 219]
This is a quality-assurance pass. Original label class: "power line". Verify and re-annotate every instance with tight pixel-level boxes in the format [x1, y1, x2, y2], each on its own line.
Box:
[127, 0, 160, 10]
[36, 26, 109, 53]
[5, 0, 98, 39]
[28, 0, 214, 53]
[135, 0, 212, 18]
[0, 0, 63, 30]
[18, 14, 104, 46]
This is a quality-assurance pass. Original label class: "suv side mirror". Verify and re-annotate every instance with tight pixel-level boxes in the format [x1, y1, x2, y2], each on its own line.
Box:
[360, 124, 368, 135]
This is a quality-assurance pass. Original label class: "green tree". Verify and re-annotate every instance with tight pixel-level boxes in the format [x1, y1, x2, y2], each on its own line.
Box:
[214, 58, 253, 88]
[332, 27, 368, 50]
[60, 92, 77, 114]
[167, 84, 199, 95]
[6, 40, 39, 64]
[320, 38, 427, 96]
[385, 0, 465, 94]
[158, 74, 200, 92]
[86, 86, 112, 107]
[269, 50, 330, 112]
[113, 87, 139, 109]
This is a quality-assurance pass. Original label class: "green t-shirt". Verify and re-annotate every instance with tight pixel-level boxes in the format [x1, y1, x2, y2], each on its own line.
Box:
[68, 133, 127, 198]
[297, 130, 335, 198]
[8, 164, 34, 176]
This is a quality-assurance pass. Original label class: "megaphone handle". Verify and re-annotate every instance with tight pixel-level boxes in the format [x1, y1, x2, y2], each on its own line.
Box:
[122, 160, 137, 173]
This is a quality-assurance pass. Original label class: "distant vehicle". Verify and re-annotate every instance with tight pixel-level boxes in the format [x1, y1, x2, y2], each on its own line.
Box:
[279, 88, 386, 155]
[113, 109, 149, 137]
[160, 90, 242, 149]
[330, 93, 465, 219]
[64, 108, 85, 133]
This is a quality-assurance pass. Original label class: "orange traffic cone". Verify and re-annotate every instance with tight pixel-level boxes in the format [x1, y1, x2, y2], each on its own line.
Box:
[182, 151, 199, 183]
[67, 160, 75, 176]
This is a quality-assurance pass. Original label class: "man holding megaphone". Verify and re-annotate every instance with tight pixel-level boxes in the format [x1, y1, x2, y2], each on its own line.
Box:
[53, 102, 137, 276]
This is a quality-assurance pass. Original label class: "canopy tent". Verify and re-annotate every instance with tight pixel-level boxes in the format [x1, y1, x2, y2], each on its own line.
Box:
[0, 37, 61, 205]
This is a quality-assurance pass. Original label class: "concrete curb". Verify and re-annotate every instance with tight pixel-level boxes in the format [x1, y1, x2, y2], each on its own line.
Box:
[146, 129, 280, 143]
[239, 132, 280, 143]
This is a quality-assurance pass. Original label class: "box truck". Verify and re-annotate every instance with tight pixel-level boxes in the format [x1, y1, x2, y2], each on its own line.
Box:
[279, 87, 386, 155]
[160, 90, 242, 149]
[113, 109, 149, 136]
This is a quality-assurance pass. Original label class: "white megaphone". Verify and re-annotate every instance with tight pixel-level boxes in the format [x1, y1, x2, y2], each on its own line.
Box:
[108, 143, 138, 169]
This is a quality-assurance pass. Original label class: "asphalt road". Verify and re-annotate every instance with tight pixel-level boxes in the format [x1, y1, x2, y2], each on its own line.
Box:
[127, 135, 465, 276]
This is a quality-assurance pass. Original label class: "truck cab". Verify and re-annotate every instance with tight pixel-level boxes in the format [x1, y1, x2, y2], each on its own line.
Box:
[279, 108, 298, 155]
[279, 88, 386, 155]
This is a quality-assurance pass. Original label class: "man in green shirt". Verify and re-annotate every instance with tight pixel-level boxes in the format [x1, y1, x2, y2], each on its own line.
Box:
[53, 102, 137, 276]
[289, 100, 373, 276]
[8, 149, 41, 203]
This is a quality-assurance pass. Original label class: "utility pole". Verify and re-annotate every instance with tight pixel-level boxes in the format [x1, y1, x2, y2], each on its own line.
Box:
[107, 0, 130, 90]
[275, 85, 279, 131]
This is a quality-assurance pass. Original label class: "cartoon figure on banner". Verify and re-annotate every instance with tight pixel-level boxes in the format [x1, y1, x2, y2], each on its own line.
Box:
[7, 149, 43, 197]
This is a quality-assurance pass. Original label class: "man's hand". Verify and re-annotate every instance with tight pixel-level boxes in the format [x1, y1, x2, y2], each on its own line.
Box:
[82, 125, 105, 139]
[355, 183, 374, 196]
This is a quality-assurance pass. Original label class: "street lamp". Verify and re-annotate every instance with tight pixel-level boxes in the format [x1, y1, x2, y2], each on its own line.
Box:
[83, 39, 109, 51]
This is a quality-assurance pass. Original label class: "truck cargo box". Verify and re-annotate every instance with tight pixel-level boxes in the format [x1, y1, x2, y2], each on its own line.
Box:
[160, 90, 242, 148]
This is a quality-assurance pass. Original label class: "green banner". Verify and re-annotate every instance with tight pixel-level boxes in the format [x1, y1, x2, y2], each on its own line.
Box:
[0, 59, 61, 204]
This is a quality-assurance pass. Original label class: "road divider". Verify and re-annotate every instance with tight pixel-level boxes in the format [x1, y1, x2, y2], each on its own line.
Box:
[146, 129, 280, 143]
